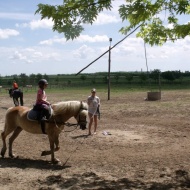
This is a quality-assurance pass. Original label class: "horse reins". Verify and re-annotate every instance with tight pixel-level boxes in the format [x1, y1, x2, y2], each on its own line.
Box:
[53, 117, 79, 133]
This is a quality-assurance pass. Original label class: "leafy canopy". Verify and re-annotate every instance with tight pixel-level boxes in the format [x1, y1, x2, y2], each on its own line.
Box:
[36, 0, 190, 46]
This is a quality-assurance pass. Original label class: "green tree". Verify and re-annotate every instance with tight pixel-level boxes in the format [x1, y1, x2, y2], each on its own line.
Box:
[36, 73, 43, 83]
[162, 71, 176, 82]
[150, 69, 161, 83]
[12, 75, 19, 83]
[114, 74, 120, 83]
[7, 80, 12, 86]
[102, 76, 107, 84]
[20, 73, 28, 87]
[29, 74, 36, 85]
[0, 76, 2, 85]
[80, 75, 87, 83]
[67, 80, 71, 86]
[125, 73, 133, 84]
[43, 74, 49, 81]
[55, 76, 59, 84]
[36, 0, 190, 45]
[172, 70, 182, 79]
[184, 71, 190, 77]
[139, 72, 148, 83]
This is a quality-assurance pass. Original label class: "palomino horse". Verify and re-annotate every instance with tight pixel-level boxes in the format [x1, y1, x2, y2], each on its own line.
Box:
[9, 88, 24, 106]
[1, 101, 88, 164]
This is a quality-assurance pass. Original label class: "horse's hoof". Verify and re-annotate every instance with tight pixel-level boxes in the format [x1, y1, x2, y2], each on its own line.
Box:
[41, 151, 51, 156]
[41, 151, 46, 156]
[9, 154, 16, 158]
[1, 150, 5, 158]
[52, 158, 61, 165]
[54, 147, 60, 151]
[1, 153, 5, 158]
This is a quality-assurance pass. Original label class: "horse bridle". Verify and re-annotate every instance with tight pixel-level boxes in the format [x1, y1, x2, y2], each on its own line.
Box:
[77, 102, 88, 126]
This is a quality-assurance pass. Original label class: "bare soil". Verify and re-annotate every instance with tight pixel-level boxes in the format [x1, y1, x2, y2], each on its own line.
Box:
[1, 90, 190, 190]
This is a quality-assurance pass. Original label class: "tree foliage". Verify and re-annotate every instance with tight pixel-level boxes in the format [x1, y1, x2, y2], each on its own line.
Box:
[35, 0, 112, 40]
[20, 73, 28, 86]
[80, 75, 87, 81]
[36, 0, 190, 45]
[150, 69, 161, 82]
[125, 73, 133, 83]
[161, 70, 182, 81]
[139, 72, 148, 82]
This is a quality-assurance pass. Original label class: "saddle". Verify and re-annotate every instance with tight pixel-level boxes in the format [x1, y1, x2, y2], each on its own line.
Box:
[27, 107, 53, 122]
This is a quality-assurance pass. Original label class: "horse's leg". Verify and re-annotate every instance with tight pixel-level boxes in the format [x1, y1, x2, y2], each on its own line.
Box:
[1, 131, 7, 157]
[41, 133, 60, 156]
[8, 127, 23, 158]
[54, 137, 60, 152]
[13, 97, 19, 106]
[16, 98, 19, 106]
[1, 123, 17, 157]
[48, 135, 61, 164]
[20, 92, 24, 106]
[49, 137, 55, 163]
[13, 97, 16, 106]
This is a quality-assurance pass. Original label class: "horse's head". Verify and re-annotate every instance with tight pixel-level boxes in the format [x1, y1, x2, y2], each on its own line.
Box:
[75, 101, 88, 130]
[9, 89, 13, 97]
[52, 101, 88, 130]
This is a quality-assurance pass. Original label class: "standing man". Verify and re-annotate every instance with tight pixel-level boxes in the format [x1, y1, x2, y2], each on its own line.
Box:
[87, 88, 100, 135]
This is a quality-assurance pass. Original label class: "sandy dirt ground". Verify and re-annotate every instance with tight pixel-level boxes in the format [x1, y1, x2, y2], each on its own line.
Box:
[1, 89, 190, 190]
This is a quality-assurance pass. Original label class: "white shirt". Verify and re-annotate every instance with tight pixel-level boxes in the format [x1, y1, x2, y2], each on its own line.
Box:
[87, 95, 100, 115]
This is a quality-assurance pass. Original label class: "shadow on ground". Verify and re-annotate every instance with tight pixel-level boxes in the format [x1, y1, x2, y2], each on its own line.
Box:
[36, 170, 190, 190]
[0, 157, 70, 170]
[1, 107, 8, 110]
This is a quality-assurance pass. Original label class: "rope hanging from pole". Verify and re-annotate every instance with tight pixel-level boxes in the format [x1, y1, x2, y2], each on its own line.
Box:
[144, 41, 151, 87]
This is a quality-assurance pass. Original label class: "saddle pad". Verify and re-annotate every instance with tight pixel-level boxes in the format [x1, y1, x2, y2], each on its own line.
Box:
[27, 108, 53, 122]
[27, 109, 39, 121]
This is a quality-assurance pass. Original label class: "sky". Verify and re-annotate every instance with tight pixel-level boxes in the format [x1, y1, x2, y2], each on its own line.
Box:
[0, 0, 190, 76]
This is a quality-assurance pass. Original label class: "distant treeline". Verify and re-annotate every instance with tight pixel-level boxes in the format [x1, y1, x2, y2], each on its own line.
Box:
[1, 70, 190, 88]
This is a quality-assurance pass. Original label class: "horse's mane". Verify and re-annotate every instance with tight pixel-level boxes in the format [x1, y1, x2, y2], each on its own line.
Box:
[52, 101, 88, 115]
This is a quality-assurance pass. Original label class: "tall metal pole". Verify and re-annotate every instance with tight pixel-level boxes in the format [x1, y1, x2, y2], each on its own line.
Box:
[108, 38, 112, 100]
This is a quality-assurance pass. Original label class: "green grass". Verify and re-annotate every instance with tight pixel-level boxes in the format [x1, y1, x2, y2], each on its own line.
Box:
[1, 82, 190, 98]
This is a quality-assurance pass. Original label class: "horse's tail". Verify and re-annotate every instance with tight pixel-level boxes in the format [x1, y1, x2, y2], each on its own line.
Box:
[2, 107, 14, 132]
[19, 91, 23, 97]
[5, 107, 19, 125]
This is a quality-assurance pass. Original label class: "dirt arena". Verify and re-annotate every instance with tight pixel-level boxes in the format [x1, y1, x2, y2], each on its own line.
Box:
[1, 89, 190, 190]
